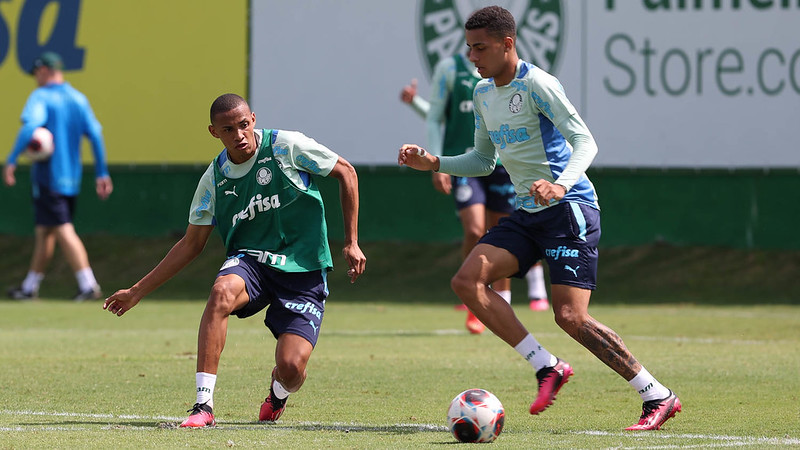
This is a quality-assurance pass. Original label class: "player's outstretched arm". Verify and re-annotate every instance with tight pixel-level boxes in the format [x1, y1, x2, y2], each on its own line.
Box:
[328, 157, 366, 283]
[397, 144, 440, 172]
[103, 224, 214, 316]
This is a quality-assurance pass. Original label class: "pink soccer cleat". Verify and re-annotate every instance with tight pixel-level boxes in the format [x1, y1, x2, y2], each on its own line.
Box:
[259, 368, 288, 422]
[529, 298, 550, 311]
[465, 310, 485, 334]
[259, 394, 287, 422]
[180, 402, 216, 428]
[625, 390, 682, 431]
[530, 358, 573, 415]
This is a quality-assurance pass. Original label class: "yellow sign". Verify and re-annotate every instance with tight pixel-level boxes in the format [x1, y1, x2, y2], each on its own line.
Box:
[0, 0, 247, 164]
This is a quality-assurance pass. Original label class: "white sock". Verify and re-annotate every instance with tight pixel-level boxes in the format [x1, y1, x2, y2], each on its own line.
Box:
[196, 372, 217, 408]
[75, 267, 98, 292]
[526, 264, 547, 300]
[629, 367, 671, 402]
[495, 289, 512, 304]
[21, 271, 44, 293]
[272, 378, 290, 400]
[514, 334, 557, 371]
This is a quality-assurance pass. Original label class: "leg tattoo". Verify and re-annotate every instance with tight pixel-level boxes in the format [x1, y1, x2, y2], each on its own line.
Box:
[577, 318, 641, 380]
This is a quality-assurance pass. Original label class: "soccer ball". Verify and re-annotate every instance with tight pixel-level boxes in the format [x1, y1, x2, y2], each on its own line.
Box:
[446, 389, 505, 443]
[25, 127, 54, 162]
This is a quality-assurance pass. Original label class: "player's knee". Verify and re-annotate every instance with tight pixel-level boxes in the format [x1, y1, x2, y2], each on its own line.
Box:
[451, 271, 479, 302]
[553, 305, 587, 336]
[450, 272, 466, 297]
[276, 357, 305, 378]
[275, 357, 308, 391]
[207, 279, 242, 314]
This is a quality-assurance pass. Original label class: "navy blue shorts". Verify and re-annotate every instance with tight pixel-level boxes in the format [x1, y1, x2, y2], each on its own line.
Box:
[33, 185, 76, 226]
[452, 166, 515, 214]
[216, 253, 328, 347]
[478, 202, 601, 290]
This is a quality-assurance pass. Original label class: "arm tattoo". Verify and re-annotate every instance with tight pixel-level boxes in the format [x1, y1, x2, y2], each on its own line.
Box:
[577, 318, 641, 380]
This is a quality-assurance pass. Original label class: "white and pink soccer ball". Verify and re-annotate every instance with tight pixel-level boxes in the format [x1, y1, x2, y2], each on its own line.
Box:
[447, 388, 505, 443]
[25, 127, 54, 162]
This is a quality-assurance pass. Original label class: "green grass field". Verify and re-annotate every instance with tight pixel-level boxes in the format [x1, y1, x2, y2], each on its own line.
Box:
[3, 236, 800, 304]
[1, 299, 798, 448]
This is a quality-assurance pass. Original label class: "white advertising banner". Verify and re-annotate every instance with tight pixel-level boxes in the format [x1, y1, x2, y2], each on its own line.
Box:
[251, 1, 799, 168]
[585, 1, 800, 167]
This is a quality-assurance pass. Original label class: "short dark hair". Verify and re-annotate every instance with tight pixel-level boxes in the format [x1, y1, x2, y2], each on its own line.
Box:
[210, 93, 249, 123]
[465, 6, 516, 40]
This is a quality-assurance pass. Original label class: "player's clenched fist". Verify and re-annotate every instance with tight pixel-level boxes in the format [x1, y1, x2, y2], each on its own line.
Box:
[398, 144, 440, 172]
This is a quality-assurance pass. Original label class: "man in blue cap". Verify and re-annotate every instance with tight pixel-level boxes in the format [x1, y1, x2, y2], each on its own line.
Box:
[3, 51, 113, 300]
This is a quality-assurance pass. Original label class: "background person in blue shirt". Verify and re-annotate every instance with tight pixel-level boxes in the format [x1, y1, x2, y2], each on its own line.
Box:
[3, 52, 113, 301]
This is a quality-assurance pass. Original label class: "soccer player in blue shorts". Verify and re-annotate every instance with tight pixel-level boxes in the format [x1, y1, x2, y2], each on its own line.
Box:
[399, 54, 549, 335]
[3, 51, 112, 301]
[103, 94, 366, 427]
[399, 6, 680, 431]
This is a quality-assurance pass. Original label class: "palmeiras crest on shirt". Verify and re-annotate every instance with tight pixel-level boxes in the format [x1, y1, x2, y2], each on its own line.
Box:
[417, 0, 564, 79]
[509, 92, 523, 113]
[256, 167, 272, 185]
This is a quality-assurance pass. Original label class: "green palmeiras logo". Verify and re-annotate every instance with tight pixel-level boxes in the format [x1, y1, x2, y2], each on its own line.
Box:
[417, 0, 564, 78]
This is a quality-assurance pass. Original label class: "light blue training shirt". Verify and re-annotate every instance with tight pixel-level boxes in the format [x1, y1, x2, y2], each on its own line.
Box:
[439, 60, 600, 213]
[6, 81, 109, 197]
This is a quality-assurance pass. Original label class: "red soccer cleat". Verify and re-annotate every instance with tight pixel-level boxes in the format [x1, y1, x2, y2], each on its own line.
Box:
[179, 402, 216, 428]
[259, 368, 288, 422]
[625, 390, 682, 431]
[465, 310, 485, 334]
[529, 298, 550, 311]
[530, 358, 573, 415]
[259, 394, 287, 422]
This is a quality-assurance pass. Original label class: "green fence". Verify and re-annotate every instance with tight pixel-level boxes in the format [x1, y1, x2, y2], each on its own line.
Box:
[589, 167, 799, 249]
[1, 165, 797, 249]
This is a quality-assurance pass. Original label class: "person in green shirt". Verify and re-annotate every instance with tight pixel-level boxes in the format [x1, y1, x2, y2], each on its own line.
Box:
[103, 93, 366, 427]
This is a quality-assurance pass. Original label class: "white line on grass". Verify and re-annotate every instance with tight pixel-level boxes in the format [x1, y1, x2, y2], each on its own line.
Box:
[0, 409, 184, 422]
[5, 410, 797, 446]
[0, 425, 159, 432]
[288, 421, 448, 432]
[0, 426, 89, 432]
[0, 410, 447, 432]
[574, 430, 800, 447]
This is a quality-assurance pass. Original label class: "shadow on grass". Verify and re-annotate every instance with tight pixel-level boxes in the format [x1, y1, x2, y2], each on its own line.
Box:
[17, 420, 449, 435]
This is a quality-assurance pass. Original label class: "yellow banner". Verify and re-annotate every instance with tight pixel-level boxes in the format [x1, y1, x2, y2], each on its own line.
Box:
[0, 0, 247, 164]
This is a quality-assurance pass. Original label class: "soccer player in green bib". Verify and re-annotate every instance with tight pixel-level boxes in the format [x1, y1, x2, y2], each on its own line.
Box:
[104, 94, 366, 427]
[399, 6, 680, 431]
